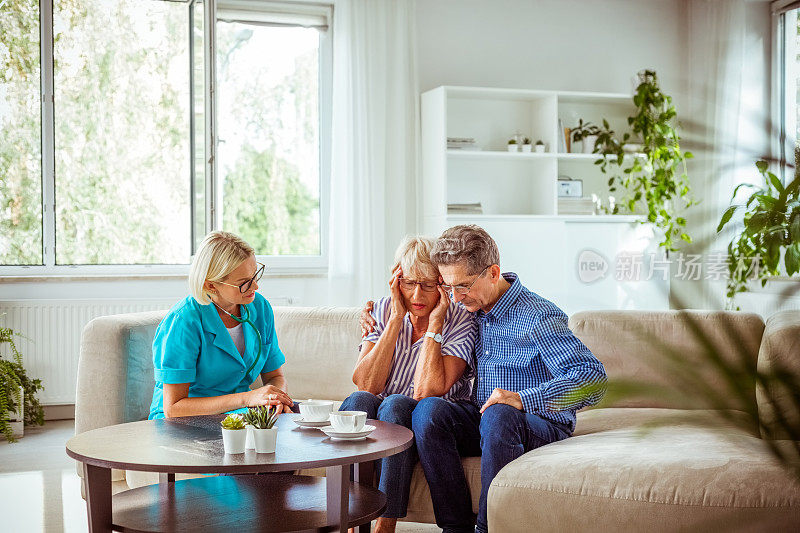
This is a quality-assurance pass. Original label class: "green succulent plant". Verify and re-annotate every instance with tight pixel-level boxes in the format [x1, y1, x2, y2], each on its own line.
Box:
[243, 405, 280, 429]
[220, 413, 246, 430]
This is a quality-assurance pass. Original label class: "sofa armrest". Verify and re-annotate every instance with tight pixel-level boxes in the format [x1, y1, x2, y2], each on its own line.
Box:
[756, 310, 800, 440]
[74, 310, 166, 486]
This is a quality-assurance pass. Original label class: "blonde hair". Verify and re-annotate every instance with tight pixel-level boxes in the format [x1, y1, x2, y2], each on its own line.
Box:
[391, 236, 438, 281]
[189, 231, 255, 305]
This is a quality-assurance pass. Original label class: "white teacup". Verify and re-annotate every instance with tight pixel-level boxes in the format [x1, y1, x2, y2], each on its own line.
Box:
[298, 399, 334, 422]
[330, 411, 367, 433]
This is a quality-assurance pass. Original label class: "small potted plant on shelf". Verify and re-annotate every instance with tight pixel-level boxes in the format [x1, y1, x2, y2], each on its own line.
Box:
[570, 119, 601, 153]
[535, 140, 545, 153]
[220, 413, 247, 454]
[243, 405, 280, 453]
[507, 138, 518, 152]
[1, 322, 44, 442]
[521, 137, 532, 153]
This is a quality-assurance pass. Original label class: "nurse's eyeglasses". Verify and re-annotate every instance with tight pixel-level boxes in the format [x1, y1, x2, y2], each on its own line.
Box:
[216, 263, 266, 293]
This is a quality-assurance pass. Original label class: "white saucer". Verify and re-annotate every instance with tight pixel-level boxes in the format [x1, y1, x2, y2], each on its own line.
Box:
[319, 424, 376, 441]
[292, 415, 331, 428]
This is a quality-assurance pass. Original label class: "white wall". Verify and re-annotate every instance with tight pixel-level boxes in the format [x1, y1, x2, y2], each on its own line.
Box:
[416, 0, 687, 96]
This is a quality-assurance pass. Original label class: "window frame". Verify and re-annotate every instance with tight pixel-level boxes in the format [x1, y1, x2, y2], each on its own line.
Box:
[0, 0, 331, 278]
[772, 0, 800, 182]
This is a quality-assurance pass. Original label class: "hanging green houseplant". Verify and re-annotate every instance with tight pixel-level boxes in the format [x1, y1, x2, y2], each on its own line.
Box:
[595, 69, 696, 251]
[716, 159, 800, 300]
[0, 323, 44, 442]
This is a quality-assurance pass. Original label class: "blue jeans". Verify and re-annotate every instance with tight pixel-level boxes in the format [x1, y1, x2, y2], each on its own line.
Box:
[339, 391, 418, 518]
[412, 398, 571, 533]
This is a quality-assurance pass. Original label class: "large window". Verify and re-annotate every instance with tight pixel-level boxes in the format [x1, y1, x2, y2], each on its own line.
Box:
[216, 22, 321, 256]
[776, 1, 800, 179]
[0, 0, 330, 273]
[0, 0, 42, 265]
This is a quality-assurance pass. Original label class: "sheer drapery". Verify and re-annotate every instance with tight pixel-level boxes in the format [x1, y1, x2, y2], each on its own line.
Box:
[327, 0, 418, 305]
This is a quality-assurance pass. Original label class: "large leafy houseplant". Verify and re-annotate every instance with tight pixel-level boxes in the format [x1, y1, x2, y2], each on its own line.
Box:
[595, 69, 695, 251]
[716, 159, 800, 300]
[0, 322, 44, 442]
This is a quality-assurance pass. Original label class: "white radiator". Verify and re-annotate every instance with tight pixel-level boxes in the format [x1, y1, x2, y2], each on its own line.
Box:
[0, 299, 176, 405]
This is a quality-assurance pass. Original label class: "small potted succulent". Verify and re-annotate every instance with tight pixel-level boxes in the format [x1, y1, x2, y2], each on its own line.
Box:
[220, 413, 247, 454]
[507, 138, 518, 152]
[521, 137, 532, 153]
[243, 405, 280, 453]
[534, 140, 545, 153]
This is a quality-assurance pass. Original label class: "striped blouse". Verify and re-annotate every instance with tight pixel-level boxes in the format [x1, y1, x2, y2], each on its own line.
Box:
[362, 297, 477, 401]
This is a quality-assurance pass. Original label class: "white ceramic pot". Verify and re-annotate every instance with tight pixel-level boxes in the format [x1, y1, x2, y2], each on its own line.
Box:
[245, 424, 255, 449]
[252, 427, 278, 453]
[221, 428, 247, 454]
[535, 144, 545, 153]
[507, 144, 518, 152]
[581, 135, 599, 154]
[521, 144, 532, 153]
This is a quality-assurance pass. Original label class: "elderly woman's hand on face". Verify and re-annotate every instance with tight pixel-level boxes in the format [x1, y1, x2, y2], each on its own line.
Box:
[388, 267, 408, 322]
[428, 284, 450, 327]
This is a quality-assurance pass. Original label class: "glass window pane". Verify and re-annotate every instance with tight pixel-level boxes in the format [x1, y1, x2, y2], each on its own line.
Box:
[191, 0, 206, 253]
[216, 22, 320, 255]
[784, 8, 800, 175]
[0, 0, 42, 265]
[53, 0, 191, 265]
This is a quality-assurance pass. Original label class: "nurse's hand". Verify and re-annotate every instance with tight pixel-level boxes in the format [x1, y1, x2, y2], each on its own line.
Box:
[247, 385, 293, 410]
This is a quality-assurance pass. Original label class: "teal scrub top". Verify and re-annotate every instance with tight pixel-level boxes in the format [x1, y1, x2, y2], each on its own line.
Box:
[148, 292, 286, 419]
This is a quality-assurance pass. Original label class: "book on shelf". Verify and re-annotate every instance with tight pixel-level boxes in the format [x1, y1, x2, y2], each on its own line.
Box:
[557, 119, 566, 153]
[447, 136, 480, 150]
[557, 197, 594, 215]
[447, 202, 483, 215]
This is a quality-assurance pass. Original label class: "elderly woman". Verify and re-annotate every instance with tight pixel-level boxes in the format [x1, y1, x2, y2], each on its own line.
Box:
[148, 231, 293, 419]
[340, 236, 477, 533]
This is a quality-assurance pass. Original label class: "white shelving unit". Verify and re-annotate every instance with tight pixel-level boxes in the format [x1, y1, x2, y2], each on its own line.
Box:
[420, 86, 669, 313]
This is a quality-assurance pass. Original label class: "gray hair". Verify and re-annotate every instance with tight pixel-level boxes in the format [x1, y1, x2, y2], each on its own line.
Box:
[430, 225, 499, 275]
[391, 236, 439, 281]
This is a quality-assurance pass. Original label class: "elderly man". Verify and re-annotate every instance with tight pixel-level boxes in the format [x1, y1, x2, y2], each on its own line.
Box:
[362, 224, 607, 533]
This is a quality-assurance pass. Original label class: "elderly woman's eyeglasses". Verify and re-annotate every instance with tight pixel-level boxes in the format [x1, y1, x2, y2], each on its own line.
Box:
[441, 266, 490, 295]
[216, 263, 266, 293]
[398, 277, 441, 292]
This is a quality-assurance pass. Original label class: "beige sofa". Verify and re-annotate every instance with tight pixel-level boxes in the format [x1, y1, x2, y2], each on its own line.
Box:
[75, 307, 800, 531]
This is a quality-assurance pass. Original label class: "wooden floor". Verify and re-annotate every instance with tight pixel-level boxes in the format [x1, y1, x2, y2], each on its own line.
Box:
[0, 420, 438, 533]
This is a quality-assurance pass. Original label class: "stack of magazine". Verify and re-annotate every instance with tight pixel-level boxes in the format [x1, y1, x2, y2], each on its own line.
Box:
[557, 197, 594, 215]
[447, 137, 480, 150]
[447, 202, 483, 215]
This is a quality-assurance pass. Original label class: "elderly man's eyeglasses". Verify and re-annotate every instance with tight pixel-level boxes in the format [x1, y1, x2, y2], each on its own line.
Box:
[398, 277, 441, 293]
[441, 266, 490, 295]
[216, 263, 265, 293]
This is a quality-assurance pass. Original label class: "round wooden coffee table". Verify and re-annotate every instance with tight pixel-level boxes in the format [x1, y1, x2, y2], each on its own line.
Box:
[66, 414, 413, 532]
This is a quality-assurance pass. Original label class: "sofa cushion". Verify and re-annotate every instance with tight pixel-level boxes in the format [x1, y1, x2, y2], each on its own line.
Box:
[489, 408, 800, 531]
[756, 310, 800, 440]
[273, 306, 361, 401]
[569, 311, 765, 411]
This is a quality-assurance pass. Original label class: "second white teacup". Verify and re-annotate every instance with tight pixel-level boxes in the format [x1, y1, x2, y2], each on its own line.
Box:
[299, 400, 334, 422]
[330, 411, 367, 433]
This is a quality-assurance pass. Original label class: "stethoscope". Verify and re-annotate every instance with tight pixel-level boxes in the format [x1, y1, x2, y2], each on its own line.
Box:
[212, 301, 264, 378]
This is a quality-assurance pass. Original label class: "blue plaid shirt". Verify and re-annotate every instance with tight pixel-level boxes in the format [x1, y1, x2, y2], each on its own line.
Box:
[472, 273, 607, 432]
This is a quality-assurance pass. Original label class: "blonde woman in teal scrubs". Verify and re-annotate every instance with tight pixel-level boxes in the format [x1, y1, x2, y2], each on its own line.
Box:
[149, 231, 292, 419]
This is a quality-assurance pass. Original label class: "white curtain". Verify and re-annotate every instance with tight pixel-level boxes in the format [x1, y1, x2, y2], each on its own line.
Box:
[327, 0, 419, 305]
[680, 0, 748, 308]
